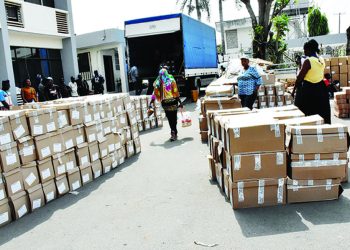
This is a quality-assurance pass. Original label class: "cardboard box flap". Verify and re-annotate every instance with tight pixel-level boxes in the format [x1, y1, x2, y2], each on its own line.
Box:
[0, 142, 17, 151]
[0, 116, 10, 124]
[27, 184, 42, 194]
[270, 110, 305, 120]
[3, 167, 21, 177]
[257, 105, 298, 113]
[0, 197, 9, 206]
[60, 126, 73, 134]
[42, 179, 55, 188]
[225, 114, 280, 129]
[34, 132, 55, 141]
[0, 110, 26, 120]
[22, 162, 37, 168]
[9, 190, 26, 201]
[42, 102, 83, 110]
[291, 152, 347, 161]
[77, 142, 89, 149]
[281, 115, 324, 126]
[25, 108, 56, 117]
[79, 164, 91, 170]
[287, 124, 348, 135]
[287, 178, 341, 186]
[37, 157, 52, 165]
[55, 175, 67, 181]
[73, 124, 85, 130]
[52, 152, 66, 160]
[204, 96, 240, 103]
[67, 168, 79, 175]
[18, 136, 33, 144]
[232, 178, 284, 188]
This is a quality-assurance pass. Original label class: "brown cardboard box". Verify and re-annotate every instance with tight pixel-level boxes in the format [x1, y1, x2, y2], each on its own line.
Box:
[267, 96, 276, 107]
[52, 152, 68, 177]
[215, 164, 223, 191]
[126, 140, 135, 158]
[275, 83, 285, 96]
[0, 176, 7, 201]
[131, 97, 142, 110]
[0, 142, 21, 172]
[101, 157, 112, 174]
[258, 96, 267, 108]
[270, 110, 305, 121]
[3, 168, 24, 197]
[0, 116, 14, 146]
[42, 179, 57, 203]
[0, 198, 12, 227]
[200, 131, 209, 142]
[101, 118, 112, 135]
[116, 111, 128, 128]
[124, 126, 132, 141]
[232, 178, 286, 209]
[67, 168, 82, 191]
[57, 110, 69, 129]
[73, 125, 86, 146]
[127, 109, 138, 126]
[340, 64, 348, 74]
[26, 108, 58, 136]
[82, 102, 93, 124]
[340, 73, 348, 86]
[276, 95, 285, 107]
[104, 100, 114, 119]
[134, 137, 141, 154]
[88, 101, 103, 120]
[156, 115, 163, 128]
[223, 168, 230, 200]
[333, 73, 340, 81]
[117, 147, 126, 165]
[76, 143, 91, 167]
[65, 149, 78, 172]
[0, 110, 29, 140]
[85, 121, 104, 144]
[150, 116, 157, 128]
[229, 152, 287, 182]
[137, 120, 144, 132]
[98, 137, 109, 159]
[140, 96, 148, 110]
[123, 95, 133, 111]
[130, 124, 139, 140]
[338, 56, 348, 66]
[61, 126, 76, 151]
[34, 133, 54, 160]
[135, 109, 142, 122]
[55, 175, 69, 196]
[226, 114, 285, 155]
[266, 85, 276, 96]
[80, 164, 93, 185]
[287, 178, 341, 203]
[21, 162, 40, 190]
[50, 132, 64, 155]
[44, 102, 84, 126]
[208, 155, 216, 181]
[281, 115, 324, 126]
[331, 57, 339, 66]
[261, 74, 276, 85]
[325, 58, 331, 66]
[113, 133, 122, 151]
[109, 117, 119, 134]
[27, 184, 45, 211]
[91, 160, 102, 179]
[112, 98, 125, 115]
[37, 158, 55, 183]
[89, 142, 100, 163]
[257, 85, 266, 96]
[18, 136, 36, 165]
[144, 118, 151, 130]
[9, 191, 29, 220]
[284, 93, 293, 106]
[286, 124, 349, 154]
[110, 151, 119, 169]
[203, 96, 241, 113]
[324, 66, 331, 74]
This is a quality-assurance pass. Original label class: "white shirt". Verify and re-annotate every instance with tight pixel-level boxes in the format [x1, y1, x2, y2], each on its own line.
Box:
[69, 82, 79, 97]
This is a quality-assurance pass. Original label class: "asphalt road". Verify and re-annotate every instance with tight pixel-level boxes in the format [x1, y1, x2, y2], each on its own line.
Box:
[0, 102, 349, 250]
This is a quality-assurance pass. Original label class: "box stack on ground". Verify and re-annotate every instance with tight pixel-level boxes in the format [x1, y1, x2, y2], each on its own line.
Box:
[324, 56, 350, 87]
[0, 93, 149, 228]
[206, 104, 348, 209]
[333, 88, 350, 118]
[255, 82, 293, 109]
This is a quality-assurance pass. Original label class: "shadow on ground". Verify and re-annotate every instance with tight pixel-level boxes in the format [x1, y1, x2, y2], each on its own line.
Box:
[150, 137, 194, 149]
[0, 154, 140, 246]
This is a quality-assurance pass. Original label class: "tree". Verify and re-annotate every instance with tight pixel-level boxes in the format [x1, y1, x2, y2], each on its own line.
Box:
[267, 14, 290, 63]
[307, 7, 329, 37]
[219, 0, 226, 55]
[347, 26, 350, 55]
[236, 0, 291, 60]
[177, 0, 210, 21]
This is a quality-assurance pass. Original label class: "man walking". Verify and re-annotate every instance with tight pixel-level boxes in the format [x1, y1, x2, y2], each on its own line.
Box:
[129, 65, 142, 95]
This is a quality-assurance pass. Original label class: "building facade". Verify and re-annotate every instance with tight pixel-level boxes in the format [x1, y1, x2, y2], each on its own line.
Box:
[76, 28, 128, 93]
[0, 0, 78, 104]
[216, 0, 310, 59]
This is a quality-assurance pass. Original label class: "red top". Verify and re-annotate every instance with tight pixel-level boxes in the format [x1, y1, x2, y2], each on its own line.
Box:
[324, 78, 330, 87]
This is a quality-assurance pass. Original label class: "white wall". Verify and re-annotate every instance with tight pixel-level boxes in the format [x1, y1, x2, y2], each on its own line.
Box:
[226, 27, 253, 58]
[9, 30, 63, 48]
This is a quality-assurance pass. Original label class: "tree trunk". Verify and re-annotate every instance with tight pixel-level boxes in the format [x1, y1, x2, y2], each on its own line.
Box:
[219, 0, 226, 55]
[195, 0, 202, 20]
[347, 26, 350, 55]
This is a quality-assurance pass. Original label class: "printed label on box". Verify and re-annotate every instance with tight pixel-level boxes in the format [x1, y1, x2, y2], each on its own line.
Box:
[72, 110, 80, 120]
[108, 144, 115, 152]
[92, 153, 98, 162]
[76, 135, 84, 145]
[25, 172, 37, 186]
[14, 125, 25, 139]
[65, 139, 74, 149]
[88, 134, 96, 142]
[58, 183, 66, 194]
[23, 146, 34, 157]
[57, 165, 66, 175]
[6, 153, 17, 165]
[47, 122, 56, 132]
[121, 117, 126, 124]
[33, 199, 42, 210]
[105, 166, 111, 173]
[82, 174, 90, 183]
[42, 168, 51, 180]
[58, 115, 68, 128]
[81, 156, 89, 165]
[94, 170, 101, 178]
[85, 115, 92, 123]
[11, 181, 22, 194]
[115, 143, 121, 149]
[0, 212, 9, 225]
[94, 113, 100, 120]
[66, 161, 74, 171]
[104, 127, 111, 134]
[46, 191, 54, 202]
[0, 189, 5, 200]
[101, 149, 108, 157]
[72, 181, 80, 191]
[18, 204, 27, 218]
[0, 134, 11, 145]
[53, 143, 62, 153]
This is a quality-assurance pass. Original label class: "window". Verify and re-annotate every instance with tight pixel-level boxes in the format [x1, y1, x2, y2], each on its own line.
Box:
[5, 2, 23, 27]
[24, 0, 55, 8]
[78, 53, 91, 73]
[226, 29, 238, 49]
[115, 50, 120, 70]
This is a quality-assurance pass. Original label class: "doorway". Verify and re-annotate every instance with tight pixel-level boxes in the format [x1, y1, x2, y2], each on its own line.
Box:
[103, 55, 115, 92]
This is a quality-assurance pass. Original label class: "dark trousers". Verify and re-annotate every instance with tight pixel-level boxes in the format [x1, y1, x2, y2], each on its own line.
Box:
[135, 79, 143, 95]
[239, 93, 257, 110]
[165, 110, 178, 135]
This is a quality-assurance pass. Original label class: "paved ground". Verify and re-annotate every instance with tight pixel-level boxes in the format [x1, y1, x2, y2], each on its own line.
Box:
[0, 103, 350, 250]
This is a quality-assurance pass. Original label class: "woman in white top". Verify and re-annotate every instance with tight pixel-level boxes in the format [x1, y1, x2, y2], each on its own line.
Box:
[68, 76, 79, 97]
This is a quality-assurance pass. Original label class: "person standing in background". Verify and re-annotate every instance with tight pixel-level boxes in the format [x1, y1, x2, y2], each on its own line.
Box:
[237, 55, 262, 110]
[129, 65, 142, 95]
[21, 79, 38, 103]
[45, 77, 62, 101]
[76, 74, 90, 96]
[91, 70, 105, 94]
[0, 80, 12, 110]
[68, 76, 79, 97]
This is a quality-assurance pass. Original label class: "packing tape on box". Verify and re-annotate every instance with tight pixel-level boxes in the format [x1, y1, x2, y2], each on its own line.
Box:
[277, 178, 284, 204]
[314, 154, 321, 161]
[333, 153, 340, 161]
[15, 113, 21, 124]
[226, 154, 231, 174]
[233, 128, 240, 138]
[258, 180, 265, 205]
[326, 179, 332, 191]
[0, 120, 3, 131]
[338, 127, 346, 140]
[317, 128, 323, 142]
[293, 180, 299, 191]
[234, 155, 241, 171]
[217, 98, 223, 110]
[270, 124, 281, 137]
[308, 180, 314, 186]
[291, 159, 347, 168]
[33, 111, 39, 124]
[276, 152, 284, 165]
[254, 154, 262, 171]
[296, 135, 303, 145]
[237, 181, 244, 202]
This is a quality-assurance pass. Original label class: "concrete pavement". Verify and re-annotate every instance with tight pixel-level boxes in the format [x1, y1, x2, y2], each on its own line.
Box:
[0, 103, 350, 250]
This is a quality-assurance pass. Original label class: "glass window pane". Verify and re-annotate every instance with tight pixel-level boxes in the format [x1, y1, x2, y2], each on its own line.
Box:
[48, 49, 61, 60]
[42, 0, 55, 8]
[15, 47, 32, 59]
[24, 0, 42, 5]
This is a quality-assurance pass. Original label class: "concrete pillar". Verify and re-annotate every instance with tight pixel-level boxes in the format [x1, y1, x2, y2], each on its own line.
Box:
[57, 0, 79, 82]
[118, 44, 129, 92]
[0, 0, 17, 105]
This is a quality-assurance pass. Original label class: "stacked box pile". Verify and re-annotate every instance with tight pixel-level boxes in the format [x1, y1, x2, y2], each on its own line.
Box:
[0, 93, 143, 228]
[207, 104, 347, 209]
[324, 56, 350, 87]
[333, 90, 350, 118]
[286, 124, 348, 203]
[255, 83, 294, 109]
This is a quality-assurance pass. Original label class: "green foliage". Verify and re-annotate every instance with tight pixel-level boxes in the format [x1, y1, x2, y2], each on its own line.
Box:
[267, 14, 290, 63]
[217, 44, 223, 54]
[176, 0, 211, 21]
[308, 7, 330, 37]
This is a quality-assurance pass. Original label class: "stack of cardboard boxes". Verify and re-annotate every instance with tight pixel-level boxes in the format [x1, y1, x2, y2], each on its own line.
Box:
[0, 93, 144, 228]
[207, 104, 347, 209]
[256, 83, 293, 109]
[286, 124, 348, 203]
[333, 89, 350, 118]
[324, 56, 350, 87]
